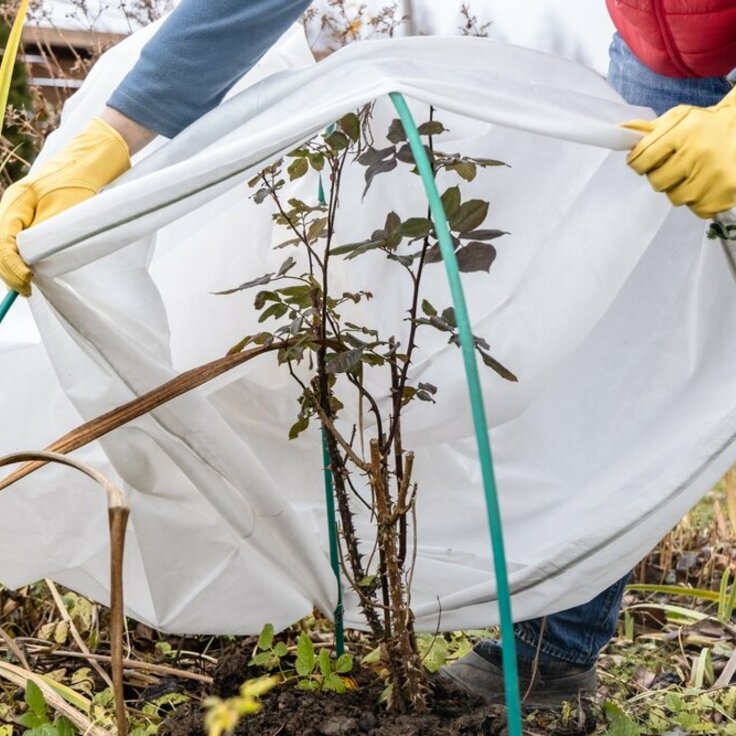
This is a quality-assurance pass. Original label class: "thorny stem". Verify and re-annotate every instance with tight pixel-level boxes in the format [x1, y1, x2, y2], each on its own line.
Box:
[382, 107, 437, 455]
[315, 146, 385, 639]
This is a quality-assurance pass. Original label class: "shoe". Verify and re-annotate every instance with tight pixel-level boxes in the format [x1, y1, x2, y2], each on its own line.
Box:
[439, 640, 597, 709]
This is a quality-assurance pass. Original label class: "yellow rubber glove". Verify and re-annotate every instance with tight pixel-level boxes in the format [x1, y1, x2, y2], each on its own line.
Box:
[624, 86, 736, 219]
[0, 117, 131, 296]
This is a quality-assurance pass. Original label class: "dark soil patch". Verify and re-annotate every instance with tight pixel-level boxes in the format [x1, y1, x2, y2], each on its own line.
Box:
[161, 641, 598, 736]
[162, 672, 504, 736]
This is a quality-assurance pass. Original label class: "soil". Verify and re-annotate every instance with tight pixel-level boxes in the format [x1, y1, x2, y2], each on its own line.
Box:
[160, 640, 598, 736]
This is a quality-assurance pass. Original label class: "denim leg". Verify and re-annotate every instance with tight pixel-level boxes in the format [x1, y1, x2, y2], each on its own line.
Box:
[500, 35, 732, 671]
[513, 573, 631, 668]
[607, 32, 730, 115]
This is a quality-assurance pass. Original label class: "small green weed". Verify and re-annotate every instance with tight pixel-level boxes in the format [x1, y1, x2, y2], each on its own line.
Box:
[19, 680, 75, 736]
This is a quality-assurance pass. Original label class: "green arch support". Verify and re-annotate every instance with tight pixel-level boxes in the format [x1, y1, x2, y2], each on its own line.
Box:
[390, 92, 522, 736]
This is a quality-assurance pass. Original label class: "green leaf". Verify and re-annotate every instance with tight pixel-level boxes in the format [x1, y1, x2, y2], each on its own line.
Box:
[478, 349, 518, 382]
[257, 623, 274, 651]
[53, 717, 76, 736]
[450, 200, 489, 233]
[361, 647, 381, 666]
[335, 654, 354, 674]
[441, 186, 461, 220]
[19, 712, 45, 729]
[447, 161, 477, 182]
[323, 674, 346, 693]
[309, 152, 325, 171]
[456, 242, 496, 273]
[400, 218, 432, 239]
[308, 217, 328, 242]
[295, 633, 315, 678]
[258, 303, 288, 323]
[318, 648, 332, 679]
[287, 157, 309, 181]
[325, 131, 349, 151]
[289, 416, 310, 440]
[339, 113, 360, 142]
[213, 272, 273, 296]
[25, 680, 47, 720]
[273, 642, 289, 657]
[421, 299, 437, 316]
[297, 679, 318, 691]
[603, 702, 641, 736]
[326, 348, 364, 374]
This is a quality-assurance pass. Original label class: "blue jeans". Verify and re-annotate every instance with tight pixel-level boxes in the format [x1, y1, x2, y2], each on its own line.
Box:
[507, 34, 730, 670]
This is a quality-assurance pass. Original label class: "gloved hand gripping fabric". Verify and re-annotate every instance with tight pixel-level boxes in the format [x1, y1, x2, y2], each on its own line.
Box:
[0, 117, 131, 296]
[624, 86, 736, 219]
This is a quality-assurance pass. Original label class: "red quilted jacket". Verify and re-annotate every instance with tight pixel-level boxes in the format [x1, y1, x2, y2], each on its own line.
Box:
[606, 0, 736, 77]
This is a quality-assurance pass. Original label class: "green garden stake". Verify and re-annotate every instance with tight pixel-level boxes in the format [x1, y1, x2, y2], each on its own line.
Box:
[390, 92, 523, 736]
[0, 290, 18, 325]
[318, 168, 345, 657]
[322, 429, 345, 657]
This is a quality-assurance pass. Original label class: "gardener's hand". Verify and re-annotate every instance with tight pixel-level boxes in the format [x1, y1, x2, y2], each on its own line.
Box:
[623, 86, 736, 219]
[0, 116, 131, 296]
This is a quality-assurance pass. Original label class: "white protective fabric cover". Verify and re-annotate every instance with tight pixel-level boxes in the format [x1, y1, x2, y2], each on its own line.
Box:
[2, 7, 734, 635]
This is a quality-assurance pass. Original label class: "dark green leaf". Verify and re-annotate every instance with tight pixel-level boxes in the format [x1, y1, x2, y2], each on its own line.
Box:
[213, 273, 273, 296]
[358, 146, 395, 167]
[387, 118, 407, 144]
[460, 229, 507, 241]
[448, 161, 477, 182]
[278, 256, 297, 276]
[474, 157, 508, 168]
[288, 157, 309, 181]
[258, 303, 288, 323]
[384, 211, 401, 234]
[400, 218, 432, 239]
[326, 348, 364, 374]
[441, 186, 461, 220]
[289, 416, 310, 440]
[441, 307, 456, 328]
[421, 299, 437, 316]
[325, 131, 349, 151]
[478, 349, 518, 382]
[331, 238, 385, 258]
[339, 113, 361, 142]
[417, 121, 446, 136]
[309, 152, 325, 171]
[418, 381, 437, 395]
[456, 242, 497, 273]
[450, 200, 489, 233]
[363, 158, 397, 197]
[254, 290, 279, 310]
